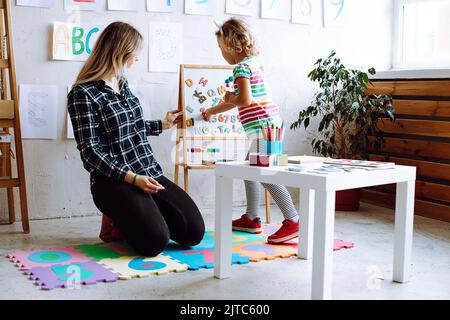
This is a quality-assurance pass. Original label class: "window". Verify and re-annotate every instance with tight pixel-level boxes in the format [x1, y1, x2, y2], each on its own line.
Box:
[393, 0, 450, 69]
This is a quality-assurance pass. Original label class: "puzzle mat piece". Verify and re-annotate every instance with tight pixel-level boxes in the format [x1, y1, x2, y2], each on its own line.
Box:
[100, 255, 189, 280]
[233, 242, 298, 262]
[163, 245, 249, 270]
[7, 247, 91, 271]
[74, 242, 138, 261]
[25, 261, 119, 291]
[281, 238, 354, 251]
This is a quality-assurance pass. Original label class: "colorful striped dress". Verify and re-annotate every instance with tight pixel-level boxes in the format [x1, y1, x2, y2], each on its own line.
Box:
[233, 56, 282, 139]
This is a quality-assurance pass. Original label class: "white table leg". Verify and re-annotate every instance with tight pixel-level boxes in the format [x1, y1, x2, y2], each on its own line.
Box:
[298, 189, 315, 260]
[311, 190, 336, 300]
[214, 175, 233, 279]
[393, 180, 415, 283]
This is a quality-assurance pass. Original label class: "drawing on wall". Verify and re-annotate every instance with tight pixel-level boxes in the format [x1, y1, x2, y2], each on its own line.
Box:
[323, 0, 346, 27]
[52, 22, 102, 61]
[148, 22, 182, 73]
[185, 0, 216, 16]
[292, 0, 318, 25]
[107, 0, 141, 11]
[130, 85, 153, 121]
[147, 0, 176, 13]
[225, 0, 258, 17]
[261, 0, 290, 20]
[19, 85, 58, 140]
[64, 0, 101, 11]
[16, 0, 57, 7]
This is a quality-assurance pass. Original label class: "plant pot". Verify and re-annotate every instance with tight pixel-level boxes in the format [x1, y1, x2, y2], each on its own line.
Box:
[335, 188, 362, 211]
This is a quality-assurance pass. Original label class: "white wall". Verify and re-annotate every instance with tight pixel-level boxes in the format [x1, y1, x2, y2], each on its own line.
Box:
[0, 0, 393, 221]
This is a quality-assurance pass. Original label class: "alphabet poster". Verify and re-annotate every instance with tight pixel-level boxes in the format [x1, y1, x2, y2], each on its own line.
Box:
[148, 22, 182, 73]
[323, 0, 346, 27]
[225, 0, 259, 17]
[52, 22, 102, 61]
[292, 0, 318, 25]
[19, 85, 58, 140]
[64, 0, 101, 11]
[185, 0, 216, 16]
[261, 0, 290, 20]
[16, 0, 57, 8]
[147, 0, 176, 13]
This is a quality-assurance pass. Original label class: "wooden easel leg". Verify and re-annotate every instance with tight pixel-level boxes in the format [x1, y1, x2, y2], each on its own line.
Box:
[174, 165, 179, 186]
[15, 133, 30, 234]
[184, 167, 189, 193]
[265, 190, 271, 224]
[5, 129, 14, 224]
[7, 189, 14, 224]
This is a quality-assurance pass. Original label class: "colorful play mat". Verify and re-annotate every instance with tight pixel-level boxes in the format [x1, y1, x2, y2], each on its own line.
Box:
[6, 225, 354, 290]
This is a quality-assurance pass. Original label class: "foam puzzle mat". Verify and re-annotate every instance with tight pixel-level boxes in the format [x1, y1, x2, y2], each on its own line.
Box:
[6, 226, 354, 290]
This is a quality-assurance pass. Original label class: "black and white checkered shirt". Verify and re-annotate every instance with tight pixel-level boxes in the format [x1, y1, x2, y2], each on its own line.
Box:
[68, 80, 164, 182]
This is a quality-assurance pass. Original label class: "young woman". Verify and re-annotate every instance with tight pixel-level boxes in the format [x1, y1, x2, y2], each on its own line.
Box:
[68, 22, 205, 257]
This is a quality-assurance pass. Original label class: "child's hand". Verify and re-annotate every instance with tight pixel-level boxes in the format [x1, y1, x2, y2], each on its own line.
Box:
[202, 108, 213, 121]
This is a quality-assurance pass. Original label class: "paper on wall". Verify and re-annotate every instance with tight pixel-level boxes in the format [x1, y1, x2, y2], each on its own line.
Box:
[107, 0, 141, 11]
[147, 0, 176, 13]
[64, 0, 102, 11]
[261, 0, 290, 20]
[148, 22, 183, 73]
[185, 0, 216, 16]
[225, 0, 259, 17]
[16, 0, 57, 8]
[19, 85, 58, 140]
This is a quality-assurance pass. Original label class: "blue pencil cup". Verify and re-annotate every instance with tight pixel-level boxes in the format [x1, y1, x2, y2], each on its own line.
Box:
[265, 141, 283, 155]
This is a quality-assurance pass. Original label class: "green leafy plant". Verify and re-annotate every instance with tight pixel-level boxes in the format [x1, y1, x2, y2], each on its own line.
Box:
[290, 51, 395, 159]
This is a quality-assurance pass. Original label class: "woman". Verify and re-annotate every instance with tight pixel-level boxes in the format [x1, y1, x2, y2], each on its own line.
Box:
[68, 22, 205, 257]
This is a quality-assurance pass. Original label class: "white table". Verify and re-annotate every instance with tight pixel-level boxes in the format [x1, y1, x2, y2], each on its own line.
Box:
[213, 161, 416, 300]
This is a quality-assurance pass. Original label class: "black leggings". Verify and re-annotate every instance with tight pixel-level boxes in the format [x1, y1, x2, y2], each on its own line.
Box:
[91, 174, 205, 257]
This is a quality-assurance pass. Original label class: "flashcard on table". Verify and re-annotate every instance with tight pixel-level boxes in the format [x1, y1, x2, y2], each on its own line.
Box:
[25, 261, 119, 290]
[7, 247, 90, 270]
[74, 242, 138, 261]
[99, 255, 189, 280]
[163, 245, 250, 270]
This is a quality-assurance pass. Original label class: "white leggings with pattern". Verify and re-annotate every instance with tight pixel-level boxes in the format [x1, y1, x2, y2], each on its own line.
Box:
[245, 139, 298, 221]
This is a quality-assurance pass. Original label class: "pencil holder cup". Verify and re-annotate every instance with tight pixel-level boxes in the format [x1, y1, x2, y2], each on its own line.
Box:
[265, 141, 283, 155]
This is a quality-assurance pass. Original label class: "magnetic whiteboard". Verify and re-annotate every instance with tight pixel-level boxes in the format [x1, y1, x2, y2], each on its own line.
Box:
[179, 65, 246, 138]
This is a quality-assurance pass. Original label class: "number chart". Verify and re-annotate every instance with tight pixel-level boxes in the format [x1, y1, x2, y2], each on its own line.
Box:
[175, 65, 249, 192]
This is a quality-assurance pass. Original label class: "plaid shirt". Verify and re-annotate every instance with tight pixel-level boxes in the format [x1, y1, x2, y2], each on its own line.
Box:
[68, 80, 164, 181]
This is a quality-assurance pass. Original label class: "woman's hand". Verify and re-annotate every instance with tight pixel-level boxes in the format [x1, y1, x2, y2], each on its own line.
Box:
[134, 175, 165, 194]
[162, 110, 183, 130]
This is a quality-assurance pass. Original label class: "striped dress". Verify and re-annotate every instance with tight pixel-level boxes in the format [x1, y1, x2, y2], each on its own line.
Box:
[233, 57, 282, 139]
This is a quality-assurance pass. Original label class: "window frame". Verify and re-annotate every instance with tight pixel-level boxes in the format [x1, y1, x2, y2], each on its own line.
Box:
[393, 0, 450, 70]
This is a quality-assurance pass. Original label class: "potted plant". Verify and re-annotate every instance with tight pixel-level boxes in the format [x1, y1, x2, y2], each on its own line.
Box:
[290, 51, 395, 211]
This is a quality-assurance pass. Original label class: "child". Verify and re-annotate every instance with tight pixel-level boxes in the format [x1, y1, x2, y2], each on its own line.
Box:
[202, 18, 299, 244]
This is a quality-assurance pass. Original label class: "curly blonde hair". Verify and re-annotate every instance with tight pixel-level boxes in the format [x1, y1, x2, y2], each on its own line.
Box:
[216, 18, 260, 56]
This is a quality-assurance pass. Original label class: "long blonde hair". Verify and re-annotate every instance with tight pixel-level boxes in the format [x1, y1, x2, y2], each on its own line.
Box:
[75, 22, 143, 85]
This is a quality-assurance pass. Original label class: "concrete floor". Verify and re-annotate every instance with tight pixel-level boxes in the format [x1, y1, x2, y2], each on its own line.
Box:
[1, 203, 449, 300]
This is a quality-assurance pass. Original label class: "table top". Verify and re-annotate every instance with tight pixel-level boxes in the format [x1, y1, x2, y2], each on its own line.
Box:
[214, 161, 416, 191]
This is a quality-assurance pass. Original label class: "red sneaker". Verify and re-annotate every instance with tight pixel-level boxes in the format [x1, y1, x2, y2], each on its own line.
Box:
[232, 214, 262, 234]
[267, 220, 299, 244]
